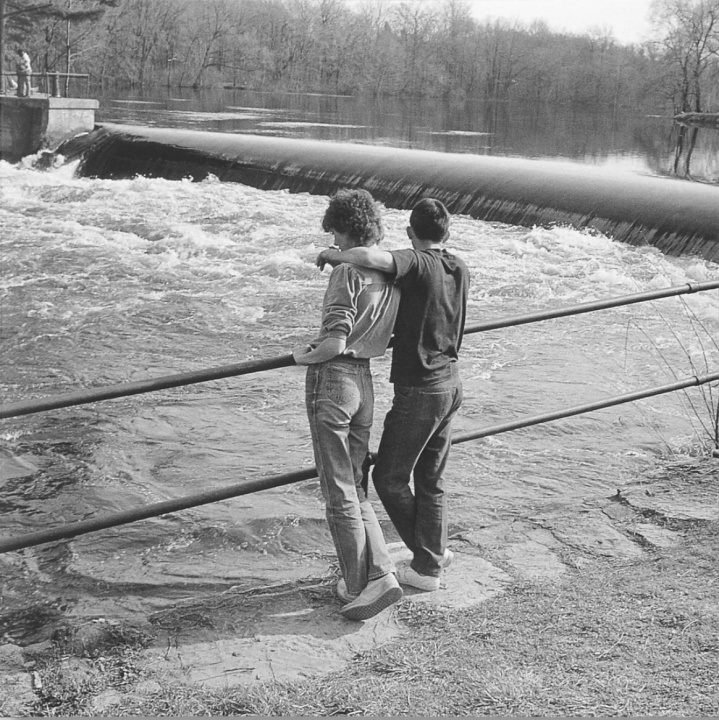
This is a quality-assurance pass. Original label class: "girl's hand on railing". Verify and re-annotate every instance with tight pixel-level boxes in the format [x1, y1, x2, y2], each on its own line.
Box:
[292, 345, 313, 365]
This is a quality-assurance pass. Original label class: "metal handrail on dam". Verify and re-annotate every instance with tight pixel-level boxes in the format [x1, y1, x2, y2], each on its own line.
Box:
[1, 71, 91, 97]
[1, 280, 717, 554]
[61, 124, 719, 263]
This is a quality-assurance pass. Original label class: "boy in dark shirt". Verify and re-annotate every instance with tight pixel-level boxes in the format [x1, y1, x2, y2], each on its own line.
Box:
[316, 198, 469, 591]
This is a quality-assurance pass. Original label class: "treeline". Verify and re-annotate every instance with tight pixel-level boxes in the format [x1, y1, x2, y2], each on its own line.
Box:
[4, 0, 719, 112]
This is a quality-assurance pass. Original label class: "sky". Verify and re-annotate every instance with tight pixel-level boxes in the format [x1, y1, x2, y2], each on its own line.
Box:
[467, 0, 654, 45]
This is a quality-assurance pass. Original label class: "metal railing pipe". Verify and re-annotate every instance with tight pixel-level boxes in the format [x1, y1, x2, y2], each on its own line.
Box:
[0, 467, 317, 554]
[0, 354, 295, 420]
[1, 72, 89, 97]
[1, 281, 717, 421]
[464, 280, 719, 334]
[1, 369, 717, 554]
[451, 370, 719, 444]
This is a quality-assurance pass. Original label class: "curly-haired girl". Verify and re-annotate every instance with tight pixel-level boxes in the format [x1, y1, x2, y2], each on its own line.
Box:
[293, 188, 403, 621]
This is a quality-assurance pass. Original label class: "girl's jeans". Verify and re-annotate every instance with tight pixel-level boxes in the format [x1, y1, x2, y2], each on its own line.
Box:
[305, 357, 394, 596]
[372, 371, 463, 578]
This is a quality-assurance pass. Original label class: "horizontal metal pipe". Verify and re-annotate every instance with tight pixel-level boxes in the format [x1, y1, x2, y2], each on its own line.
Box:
[464, 280, 719, 334]
[0, 467, 317, 554]
[1, 370, 717, 554]
[452, 370, 719, 444]
[2, 282, 717, 420]
[0, 354, 295, 420]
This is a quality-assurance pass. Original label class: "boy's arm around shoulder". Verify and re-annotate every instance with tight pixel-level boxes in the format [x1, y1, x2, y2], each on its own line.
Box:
[316, 246, 397, 275]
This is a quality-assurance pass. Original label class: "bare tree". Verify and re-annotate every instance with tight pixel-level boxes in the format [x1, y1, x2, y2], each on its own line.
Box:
[388, 1, 441, 96]
[436, 0, 479, 96]
[180, 0, 241, 89]
[477, 19, 526, 102]
[32, 0, 118, 95]
[352, 0, 398, 95]
[650, 0, 719, 112]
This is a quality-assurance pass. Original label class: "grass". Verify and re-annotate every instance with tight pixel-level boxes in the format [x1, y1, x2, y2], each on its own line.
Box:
[27, 480, 719, 717]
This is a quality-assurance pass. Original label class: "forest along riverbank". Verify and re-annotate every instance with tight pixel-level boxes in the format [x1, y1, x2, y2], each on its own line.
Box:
[0, 159, 717, 691]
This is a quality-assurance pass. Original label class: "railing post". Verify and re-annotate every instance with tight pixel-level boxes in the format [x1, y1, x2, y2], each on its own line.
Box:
[51, 72, 61, 98]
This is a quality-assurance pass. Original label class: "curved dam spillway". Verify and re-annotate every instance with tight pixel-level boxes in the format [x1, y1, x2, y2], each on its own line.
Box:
[67, 124, 719, 262]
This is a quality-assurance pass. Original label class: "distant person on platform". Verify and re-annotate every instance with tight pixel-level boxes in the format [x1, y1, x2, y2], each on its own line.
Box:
[293, 188, 403, 621]
[16, 48, 32, 97]
[316, 198, 469, 593]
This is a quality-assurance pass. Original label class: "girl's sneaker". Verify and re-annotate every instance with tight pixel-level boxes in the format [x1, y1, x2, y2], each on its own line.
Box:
[340, 574, 403, 621]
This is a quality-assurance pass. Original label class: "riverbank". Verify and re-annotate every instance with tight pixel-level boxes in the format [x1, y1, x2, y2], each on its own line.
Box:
[1, 455, 717, 716]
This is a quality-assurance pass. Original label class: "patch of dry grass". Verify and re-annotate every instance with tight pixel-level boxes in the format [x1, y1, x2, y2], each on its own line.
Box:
[30, 514, 719, 717]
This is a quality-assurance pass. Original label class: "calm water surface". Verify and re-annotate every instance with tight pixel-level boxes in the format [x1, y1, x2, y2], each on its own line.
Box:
[0, 94, 718, 638]
[95, 87, 719, 183]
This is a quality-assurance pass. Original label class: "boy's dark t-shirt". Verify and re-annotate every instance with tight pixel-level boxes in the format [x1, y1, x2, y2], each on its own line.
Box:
[390, 247, 469, 387]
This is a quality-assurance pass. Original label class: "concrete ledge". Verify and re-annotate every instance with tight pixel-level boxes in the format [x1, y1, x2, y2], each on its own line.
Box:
[0, 95, 98, 161]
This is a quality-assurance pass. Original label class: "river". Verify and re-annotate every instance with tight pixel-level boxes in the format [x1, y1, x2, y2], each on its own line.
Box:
[94, 87, 719, 183]
[0, 93, 718, 642]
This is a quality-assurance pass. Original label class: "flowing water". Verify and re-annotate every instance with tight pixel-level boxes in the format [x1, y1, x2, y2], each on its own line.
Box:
[0, 146, 718, 640]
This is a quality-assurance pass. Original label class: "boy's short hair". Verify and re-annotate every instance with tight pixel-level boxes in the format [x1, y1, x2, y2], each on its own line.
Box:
[322, 188, 383, 247]
[409, 198, 450, 242]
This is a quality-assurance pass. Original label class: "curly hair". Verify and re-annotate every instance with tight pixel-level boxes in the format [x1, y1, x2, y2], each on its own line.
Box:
[321, 189, 383, 247]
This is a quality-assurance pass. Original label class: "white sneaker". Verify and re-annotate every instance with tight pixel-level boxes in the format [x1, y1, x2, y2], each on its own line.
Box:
[336, 578, 358, 604]
[340, 574, 403, 621]
[396, 565, 440, 592]
[440, 549, 454, 569]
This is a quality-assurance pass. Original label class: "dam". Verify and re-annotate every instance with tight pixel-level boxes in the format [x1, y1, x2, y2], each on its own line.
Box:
[60, 123, 719, 262]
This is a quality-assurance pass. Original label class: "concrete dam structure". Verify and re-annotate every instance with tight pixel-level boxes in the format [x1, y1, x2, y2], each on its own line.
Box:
[63, 123, 719, 262]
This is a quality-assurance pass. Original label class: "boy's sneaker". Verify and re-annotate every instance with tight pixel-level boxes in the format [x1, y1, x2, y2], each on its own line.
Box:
[340, 573, 403, 621]
[440, 549, 454, 569]
[336, 578, 358, 605]
[396, 565, 441, 592]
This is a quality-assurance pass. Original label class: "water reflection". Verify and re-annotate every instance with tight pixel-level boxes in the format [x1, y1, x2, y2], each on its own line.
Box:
[673, 124, 700, 179]
[93, 87, 718, 183]
[669, 121, 718, 182]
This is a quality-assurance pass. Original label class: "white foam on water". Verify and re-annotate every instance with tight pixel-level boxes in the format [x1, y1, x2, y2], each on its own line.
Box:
[260, 121, 366, 129]
[109, 99, 164, 105]
[226, 106, 285, 114]
[167, 111, 270, 122]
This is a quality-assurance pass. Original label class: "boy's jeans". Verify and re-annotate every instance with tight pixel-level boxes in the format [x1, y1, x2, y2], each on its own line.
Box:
[372, 371, 463, 578]
[305, 358, 394, 596]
